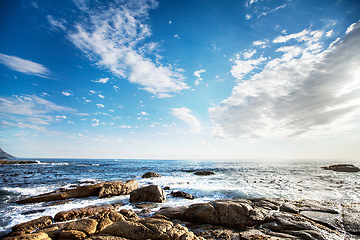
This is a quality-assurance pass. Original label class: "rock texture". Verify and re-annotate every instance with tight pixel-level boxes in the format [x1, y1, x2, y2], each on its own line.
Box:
[141, 172, 162, 178]
[0, 147, 15, 159]
[18, 180, 138, 204]
[99, 180, 138, 198]
[322, 164, 360, 172]
[129, 185, 166, 203]
[170, 191, 194, 199]
[5, 198, 359, 240]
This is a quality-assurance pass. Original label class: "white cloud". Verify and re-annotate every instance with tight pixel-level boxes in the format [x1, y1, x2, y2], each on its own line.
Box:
[0, 95, 74, 132]
[245, 14, 252, 20]
[96, 104, 105, 108]
[193, 69, 206, 85]
[273, 29, 310, 43]
[169, 20, 172, 25]
[89, 90, 96, 94]
[326, 30, 333, 37]
[243, 49, 256, 59]
[210, 22, 360, 139]
[171, 107, 200, 127]
[98, 94, 105, 98]
[66, 0, 188, 97]
[230, 56, 267, 80]
[174, 34, 180, 39]
[0, 53, 50, 78]
[92, 77, 109, 84]
[138, 111, 149, 116]
[62, 90, 72, 96]
[47, 15, 66, 31]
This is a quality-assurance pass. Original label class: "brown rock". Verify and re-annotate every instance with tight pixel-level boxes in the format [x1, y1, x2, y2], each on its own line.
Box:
[170, 191, 194, 200]
[130, 185, 166, 203]
[12, 216, 53, 234]
[93, 210, 126, 232]
[54, 204, 115, 222]
[99, 180, 138, 198]
[155, 206, 187, 220]
[99, 220, 155, 240]
[18, 183, 104, 204]
[85, 235, 129, 240]
[65, 218, 98, 235]
[58, 230, 87, 240]
[3, 232, 51, 240]
[142, 172, 162, 178]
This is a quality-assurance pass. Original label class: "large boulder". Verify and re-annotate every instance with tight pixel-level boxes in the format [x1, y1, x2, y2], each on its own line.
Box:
[183, 200, 253, 229]
[130, 185, 166, 203]
[3, 232, 51, 240]
[64, 218, 98, 235]
[99, 180, 138, 198]
[343, 203, 360, 235]
[321, 164, 360, 172]
[142, 172, 162, 178]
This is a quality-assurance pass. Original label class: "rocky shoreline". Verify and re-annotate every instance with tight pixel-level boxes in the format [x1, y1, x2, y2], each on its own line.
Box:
[3, 172, 360, 240]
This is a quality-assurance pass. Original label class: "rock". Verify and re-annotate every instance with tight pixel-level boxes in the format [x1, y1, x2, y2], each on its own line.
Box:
[183, 200, 253, 229]
[12, 216, 53, 234]
[295, 199, 339, 213]
[300, 211, 340, 229]
[99, 180, 138, 198]
[280, 202, 299, 214]
[155, 206, 187, 220]
[93, 210, 126, 232]
[170, 191, 194, 199]
[58, 230, 87, 240]
[54, 204, 115, 222]
[65, 218, 98, 235]
[343, 203, 360, 234]
[164, 186, 171, 190]
[193, 171, 215, 176]
[0, 148, 16, 159]
[238, 229, 298, 239]
[142, 172, 162, 178]
[18, 183, 105, 204]
[3, 232, 51, 240]
[321, 164, 360, 172]
[130, 185, 166, 203]
[86, 235, 129, 240]
[0, 160, 38, 165]
[99, 220, 156, 240]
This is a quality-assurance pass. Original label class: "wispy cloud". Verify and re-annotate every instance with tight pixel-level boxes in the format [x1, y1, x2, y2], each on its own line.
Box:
[0, 95, 75, 132]
[92, 77, 109, 84]
[0, 53, 50, 78]
[210, 21, 360, 139]
[65, 0, 188, 97]
[171, 107, 200, 127]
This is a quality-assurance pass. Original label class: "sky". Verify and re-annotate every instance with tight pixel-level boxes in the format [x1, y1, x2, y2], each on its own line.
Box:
[0, 0, 360, 160]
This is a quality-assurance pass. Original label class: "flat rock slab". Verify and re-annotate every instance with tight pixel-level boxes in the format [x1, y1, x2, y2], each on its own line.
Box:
[343, 203, 360, 235]
[300, 211, 340, 229]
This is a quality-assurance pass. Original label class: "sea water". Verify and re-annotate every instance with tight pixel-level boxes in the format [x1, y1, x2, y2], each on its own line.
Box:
[1, 158, 359, 237]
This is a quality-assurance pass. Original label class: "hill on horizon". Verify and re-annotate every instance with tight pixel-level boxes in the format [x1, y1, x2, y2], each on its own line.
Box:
[0, 148, 16, 159]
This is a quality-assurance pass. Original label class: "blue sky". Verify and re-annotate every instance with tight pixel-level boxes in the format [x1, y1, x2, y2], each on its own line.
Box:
[0, 0, 360, 159]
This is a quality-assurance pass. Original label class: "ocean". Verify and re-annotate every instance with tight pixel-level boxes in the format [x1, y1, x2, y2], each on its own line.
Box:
[1, 158, 359, 237]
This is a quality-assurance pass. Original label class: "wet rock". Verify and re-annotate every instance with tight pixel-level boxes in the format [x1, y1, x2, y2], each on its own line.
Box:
[99, 180, 138, 198]
[193, 171, 215, 176]
[295, 199, 339, 213]
[54, 204, 115, 222]
[170, 190, 194, 199]
[142, 172, 162, 178]
[343, 203, 360, 235]
[86, 235, 129, 240]
[321, 164, 360, 172]
[134, 203, 157, 209]
[238, 228, 298, 239]
[22, 209, 46, 215]
[93, 210, 126, 232]
[164, 186, 171, 190]
[18, 183, 105, 204]
[130, 185, 166, 203]
[12, 216, 53, 234]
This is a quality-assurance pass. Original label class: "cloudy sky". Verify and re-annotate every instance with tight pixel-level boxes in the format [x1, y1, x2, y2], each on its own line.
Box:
[0, 0, 359, 160]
